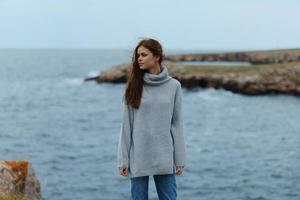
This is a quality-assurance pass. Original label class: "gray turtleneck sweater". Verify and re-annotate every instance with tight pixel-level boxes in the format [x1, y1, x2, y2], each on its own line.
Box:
[117, 65, 186, 178]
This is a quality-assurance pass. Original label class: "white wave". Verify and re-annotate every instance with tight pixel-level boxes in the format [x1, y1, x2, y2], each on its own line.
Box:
[197, 88, 220, 101]
[197, 88, 234, 101]
[63, 78, 84, 86]
[86, 70, 100, 77]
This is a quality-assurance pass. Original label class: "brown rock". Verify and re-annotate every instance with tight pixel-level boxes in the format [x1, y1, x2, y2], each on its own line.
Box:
[0, 160, 41, 200]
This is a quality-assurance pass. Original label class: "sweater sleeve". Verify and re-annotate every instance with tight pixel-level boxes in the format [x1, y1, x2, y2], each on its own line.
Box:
[117, 101, 133, 168]
[171, 82, 186, 167]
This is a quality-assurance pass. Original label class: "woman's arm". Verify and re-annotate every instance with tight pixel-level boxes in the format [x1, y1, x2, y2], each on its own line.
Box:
[171, 82, 186, 167]
[117, 101, 133, 169]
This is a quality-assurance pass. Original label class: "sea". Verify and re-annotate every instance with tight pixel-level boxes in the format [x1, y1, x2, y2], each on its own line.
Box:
[0, 49, 299, 200]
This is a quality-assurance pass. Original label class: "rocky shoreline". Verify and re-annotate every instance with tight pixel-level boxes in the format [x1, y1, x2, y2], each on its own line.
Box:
[90, 49, 300, 96]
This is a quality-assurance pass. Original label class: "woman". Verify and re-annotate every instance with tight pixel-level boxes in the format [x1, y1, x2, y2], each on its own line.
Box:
[117, 38, 186, 200]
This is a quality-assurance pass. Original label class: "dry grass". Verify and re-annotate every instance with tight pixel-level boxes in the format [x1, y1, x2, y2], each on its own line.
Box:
[167, 61, 300, 75]
[0, 193, 29, 200]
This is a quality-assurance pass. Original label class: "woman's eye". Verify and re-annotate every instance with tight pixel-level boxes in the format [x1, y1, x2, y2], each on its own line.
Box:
[137, 53, 147, 57]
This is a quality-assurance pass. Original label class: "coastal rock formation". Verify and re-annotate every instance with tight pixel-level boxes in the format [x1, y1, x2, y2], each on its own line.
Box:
[95, 61, 300, 96]
[92, 49, 300, 96]
[165, 49, 300, 64]
[0, 160, 41, 200]
[177, 62, 300, 95]
[95, 63, 130, 83]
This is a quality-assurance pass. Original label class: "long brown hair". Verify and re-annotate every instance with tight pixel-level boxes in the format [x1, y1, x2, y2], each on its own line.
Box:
[123, 38, 165, 109]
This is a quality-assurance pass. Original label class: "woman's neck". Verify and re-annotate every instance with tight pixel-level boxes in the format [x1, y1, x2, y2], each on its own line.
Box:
[147, 64, 161, 75]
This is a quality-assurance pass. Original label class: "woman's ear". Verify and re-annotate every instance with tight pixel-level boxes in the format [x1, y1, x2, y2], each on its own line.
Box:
[155, 56, 160, 62]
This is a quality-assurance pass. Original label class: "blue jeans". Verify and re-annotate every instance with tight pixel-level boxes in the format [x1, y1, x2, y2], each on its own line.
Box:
[130, 173, 177, 200]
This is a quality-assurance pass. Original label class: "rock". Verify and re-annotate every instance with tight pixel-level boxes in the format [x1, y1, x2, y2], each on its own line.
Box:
[165, 48, 300, 64]
[0, 160, 41, 200]
[84, 76, 99, 82]
[96, 63, 130, 83]
[93, 49, 300, 96]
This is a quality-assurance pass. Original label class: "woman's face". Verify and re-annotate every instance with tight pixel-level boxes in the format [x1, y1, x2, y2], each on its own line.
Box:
[137, 46, 160, 70]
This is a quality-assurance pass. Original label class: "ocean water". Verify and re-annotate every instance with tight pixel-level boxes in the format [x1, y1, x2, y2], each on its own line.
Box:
[0, 49, 299, 200]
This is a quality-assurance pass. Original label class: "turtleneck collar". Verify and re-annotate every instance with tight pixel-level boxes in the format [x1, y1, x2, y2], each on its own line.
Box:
[143, 65, 171, 86]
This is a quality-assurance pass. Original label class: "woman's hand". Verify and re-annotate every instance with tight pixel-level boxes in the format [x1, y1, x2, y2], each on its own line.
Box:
[175, 166, 184, 175]
[119, 167, 128, 176]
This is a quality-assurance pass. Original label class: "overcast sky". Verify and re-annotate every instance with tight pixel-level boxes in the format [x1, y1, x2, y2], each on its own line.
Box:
[0, 0, 300, 50]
